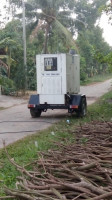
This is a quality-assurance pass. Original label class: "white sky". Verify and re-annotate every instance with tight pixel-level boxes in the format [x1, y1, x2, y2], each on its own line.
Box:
[100, 14, 112, 46]
[0, 0, 112, 47]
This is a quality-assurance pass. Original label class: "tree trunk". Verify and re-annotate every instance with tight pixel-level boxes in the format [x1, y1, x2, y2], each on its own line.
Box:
[43, 23, 50, 54]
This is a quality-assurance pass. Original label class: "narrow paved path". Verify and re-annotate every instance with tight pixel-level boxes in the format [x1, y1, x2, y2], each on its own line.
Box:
[0, 79, 112, 148]
[80, 79, 112, 105]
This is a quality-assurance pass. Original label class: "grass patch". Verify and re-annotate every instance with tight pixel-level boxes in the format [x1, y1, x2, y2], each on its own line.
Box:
[81, 73, 112, 85]
[0, 107, 5, 110]
[0, 90, 112, 195]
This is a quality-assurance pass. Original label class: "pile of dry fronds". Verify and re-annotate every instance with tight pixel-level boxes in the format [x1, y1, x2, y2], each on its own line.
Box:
[3, 121, 112, 200]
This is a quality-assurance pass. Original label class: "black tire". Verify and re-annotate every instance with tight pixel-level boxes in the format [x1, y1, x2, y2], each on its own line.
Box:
[77, 98, 87, 117]
[30, 108, 41, 118]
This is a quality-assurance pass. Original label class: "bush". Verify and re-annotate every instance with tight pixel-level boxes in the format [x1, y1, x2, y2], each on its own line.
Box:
[80, 57, 88, 81]
[0, 76, 16, 95]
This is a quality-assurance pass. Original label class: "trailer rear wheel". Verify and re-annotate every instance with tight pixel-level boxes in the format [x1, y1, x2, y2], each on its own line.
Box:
[30, 108, 41, 118]
[77, 98, 87, 117]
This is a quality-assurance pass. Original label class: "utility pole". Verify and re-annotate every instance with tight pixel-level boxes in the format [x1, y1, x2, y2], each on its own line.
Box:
[22, 0, 27, 90]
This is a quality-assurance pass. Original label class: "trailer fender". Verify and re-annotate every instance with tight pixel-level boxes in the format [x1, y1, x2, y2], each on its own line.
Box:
[69, 94, 86, 110]
[28, 94, 40, 108]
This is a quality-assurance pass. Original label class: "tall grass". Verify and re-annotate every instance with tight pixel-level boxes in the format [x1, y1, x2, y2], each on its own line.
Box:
[81, 73, 112, 85]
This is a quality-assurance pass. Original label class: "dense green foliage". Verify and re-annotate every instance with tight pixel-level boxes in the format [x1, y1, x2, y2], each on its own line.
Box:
[0, 0, 112, 92]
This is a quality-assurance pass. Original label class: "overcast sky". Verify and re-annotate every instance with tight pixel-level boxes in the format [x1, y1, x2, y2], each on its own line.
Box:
[0, 0, 112, 47]
[100, 14, 112, 46]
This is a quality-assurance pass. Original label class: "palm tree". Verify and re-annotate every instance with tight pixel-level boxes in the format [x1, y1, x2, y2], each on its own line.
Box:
[8, 0, 79, 53]
[7, 0, 88, 53]
[28, 0, 78, 53]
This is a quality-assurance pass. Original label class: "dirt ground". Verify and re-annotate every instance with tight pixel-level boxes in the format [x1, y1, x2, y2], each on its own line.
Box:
[0, 79, 112, 148]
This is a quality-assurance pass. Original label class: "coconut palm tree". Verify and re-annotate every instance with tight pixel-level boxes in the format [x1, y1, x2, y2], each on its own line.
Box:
[28, 0, 79, 53]
[8, 0, 80, 53]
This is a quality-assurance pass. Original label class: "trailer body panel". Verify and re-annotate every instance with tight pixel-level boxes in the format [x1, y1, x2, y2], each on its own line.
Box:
[36, 54, 80, 105]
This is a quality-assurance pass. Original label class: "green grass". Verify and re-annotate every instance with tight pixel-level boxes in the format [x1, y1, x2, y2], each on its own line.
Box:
[81, 73, 112, 85]
[0, 90, 112, 196]
[0, 107, 5, 110]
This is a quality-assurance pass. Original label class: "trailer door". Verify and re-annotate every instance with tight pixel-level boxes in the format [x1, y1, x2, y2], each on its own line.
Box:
[37, 54, 66, 104]
[41, 57, 62, 94]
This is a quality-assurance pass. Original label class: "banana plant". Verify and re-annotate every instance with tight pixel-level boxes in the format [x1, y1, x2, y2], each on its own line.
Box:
[0, 38, 16, 77]
[0, 57, 9, 74]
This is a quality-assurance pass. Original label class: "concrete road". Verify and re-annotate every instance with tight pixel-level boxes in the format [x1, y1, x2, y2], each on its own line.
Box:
[0, 79, 112, 148]
[80, 79, 112, 105]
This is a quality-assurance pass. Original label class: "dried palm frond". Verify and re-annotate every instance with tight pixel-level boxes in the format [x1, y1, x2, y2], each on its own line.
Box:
[53, 19, 79, 52]
[29, 20, 46, 43]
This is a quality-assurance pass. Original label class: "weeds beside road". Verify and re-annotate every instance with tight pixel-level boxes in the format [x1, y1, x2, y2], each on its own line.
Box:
[81, 73, 112, 85]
